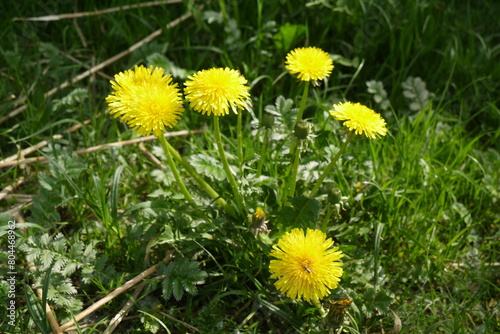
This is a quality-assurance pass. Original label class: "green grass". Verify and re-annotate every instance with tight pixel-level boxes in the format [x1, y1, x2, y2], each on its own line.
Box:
[1, 0, 499, 333]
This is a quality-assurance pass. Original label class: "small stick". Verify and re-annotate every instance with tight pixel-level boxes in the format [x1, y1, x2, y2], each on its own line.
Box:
[158, 311, 200, 333]
[59, 253, 174, 332]
[35, 288, 63, 334]
[103, 281, 148, 334]
[26, 261, 62, 334]
[0, 130, 204, 168]
[1, 11, 192, 124]
[13, 0, 183, 21]
[0, 177, 25, 201]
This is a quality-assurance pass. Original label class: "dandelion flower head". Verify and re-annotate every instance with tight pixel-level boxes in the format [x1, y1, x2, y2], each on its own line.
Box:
[330, 102, 387, 139]
[269, 228, 343, 302]
[285, 47, 334, 82]
[106, 65, 184, 137]
[184, 67, 251, 116]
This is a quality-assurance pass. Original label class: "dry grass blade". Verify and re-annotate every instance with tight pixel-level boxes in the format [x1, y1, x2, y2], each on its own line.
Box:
[26, 262, 63, 334]
[1, 9, 193, 124]
[59, 252, 174, 332]
[0, 130, 204, 169]
[158, 311, 200, 333]
[0, 177, 25, 201]
[12, 0, 182, 21]
[2, 115, 96, 164]
[103, 281, 148, 334]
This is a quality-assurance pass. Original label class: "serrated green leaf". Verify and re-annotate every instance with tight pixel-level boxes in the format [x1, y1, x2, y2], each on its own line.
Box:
[190, 154, 226, 181]
[172, 279, 184, 301]
[159, 259, 207, 301]
[38, 173, 54, 191]
[62, 262, 77, 276]
[147, 52, 191, 79]
[162, 276, 174, 300]
[40, 250, 54, 268]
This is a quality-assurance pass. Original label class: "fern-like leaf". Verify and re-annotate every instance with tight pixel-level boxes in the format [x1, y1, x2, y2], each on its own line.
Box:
[159, 258, 207, 301]
[190, 154, 226, 181]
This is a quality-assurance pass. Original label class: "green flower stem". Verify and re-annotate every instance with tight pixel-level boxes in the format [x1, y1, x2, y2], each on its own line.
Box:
[295, 81, 310, 126]
[256, 128, 270, 178]
[312, 298, 327, 317]
[160, 135, 236, 217]
[237, 111, 244, 165]
[309, 131, 355, 198]
[157, 134, 194, 203]
[218, 0, 228, 25]
[213, 116, 245, 213]
[284, 81, 310, 203]
[286, 139, 301, 201]
[321, 203, 335, 232]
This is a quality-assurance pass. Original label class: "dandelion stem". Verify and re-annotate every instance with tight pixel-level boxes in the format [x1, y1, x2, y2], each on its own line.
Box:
[157, 134, 194, 203]
[312, 298, 327, 317]
[256, 128, 270, 178]
[295, 81, 310, 125]
[286, 139, 301, 201]
[161, 135, 236, 217]
[237, 111, 244, 165]
[213, 116, 245, 213]
[285, 81, 310, 203]
[321, 203, 336, 232]
[310, 131, 354, 197]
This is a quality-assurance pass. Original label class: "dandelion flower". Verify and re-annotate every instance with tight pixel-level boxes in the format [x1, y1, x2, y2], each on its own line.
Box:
[106, 65, 184, 137]
[184, 67, 251, 116]
[285, 47, 334, 82]
[330, 102, 387, 139]
[269, 228, 343, 302]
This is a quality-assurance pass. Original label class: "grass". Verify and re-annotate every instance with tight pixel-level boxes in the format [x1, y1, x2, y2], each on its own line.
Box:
[1, 0, 499, 333]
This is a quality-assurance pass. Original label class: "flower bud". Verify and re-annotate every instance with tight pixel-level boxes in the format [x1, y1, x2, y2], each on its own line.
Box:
[261, 113, 275, 129]
[294, 120, 309, 140]
[327, 186, 342, 204]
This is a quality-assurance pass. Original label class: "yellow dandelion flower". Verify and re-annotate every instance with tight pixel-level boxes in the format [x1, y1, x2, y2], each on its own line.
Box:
[330, 102, 388, 139]
[285, 47, 334, 82]
[269, 228, 343, 303]
[106, 65, 184, 137]
[184, 67, 251, 116]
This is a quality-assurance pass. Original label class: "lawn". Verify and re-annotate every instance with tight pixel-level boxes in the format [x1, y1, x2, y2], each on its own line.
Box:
[1, 1, 499, 333]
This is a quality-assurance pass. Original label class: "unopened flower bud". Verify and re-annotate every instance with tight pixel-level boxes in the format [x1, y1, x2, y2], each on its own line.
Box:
[327, 186, 342, 204]
[294, 120, 309, 140]
[261, 113, 275, 129]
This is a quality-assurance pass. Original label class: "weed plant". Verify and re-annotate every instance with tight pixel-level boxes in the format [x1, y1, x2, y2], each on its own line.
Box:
[1, 1, 499, 333]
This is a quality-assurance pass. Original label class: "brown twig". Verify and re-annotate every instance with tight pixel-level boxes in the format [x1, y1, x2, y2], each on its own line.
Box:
[138, 143, 166, 169]
[2, 114, 96, 164]
[13, 0, 183, 21]
[35, 288, 63, 334]
[59, 252, 174, 332]
[0, 177, 26, 201]
[103, 281, 148, 334]
[158, 311, 200, 333]
[1, 10, 192, 124]
[0, 130, 204, 168]
[26, 261, 63, 334]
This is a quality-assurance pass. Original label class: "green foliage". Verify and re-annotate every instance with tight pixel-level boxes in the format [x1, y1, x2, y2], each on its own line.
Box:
[401, 76, 434, 112]
[1, 0, 499, 333]
[190, 153, 226, 181]
[51, 88, 89, 113]
[147, 52, 192, 80]
[278, 196, 322, 231]
[159, 258, 207, 301]
[366, 80, 390, 111]
[273, 23, 307, 53]
[19, 232, 97, 316]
